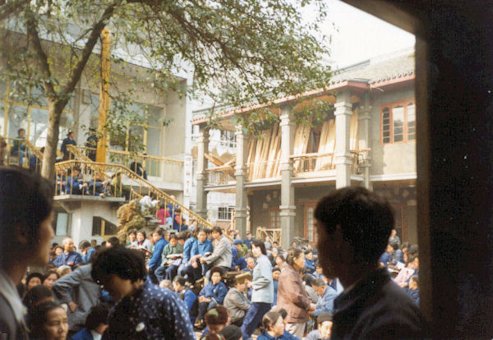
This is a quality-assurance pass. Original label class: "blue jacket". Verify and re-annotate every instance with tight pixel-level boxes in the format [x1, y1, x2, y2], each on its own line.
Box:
[81, 248, 96, 264]
[231, 246, 247, 269]
[199, 281, 228, 305]
[182, 237, 197, 263]
[177, 288, 197, 323]
[191, 239, 213, 257]
[304, 258, 316, 274]
[257, 330, 300, 340]
[148, 238, 168, 272]
[52, 251, 83, 268]
[273, 280, 279, 305]
[379, 252, 393, 266]
[71, 328, 95, 340]
[312, 285, 338, 316]
[405, 288, 420, 305]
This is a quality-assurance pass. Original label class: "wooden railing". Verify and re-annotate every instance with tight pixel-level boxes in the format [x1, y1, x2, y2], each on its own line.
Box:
[291, 150, 366, 175]
[207, 168, 235, 186]
[54, 160, 212, 228]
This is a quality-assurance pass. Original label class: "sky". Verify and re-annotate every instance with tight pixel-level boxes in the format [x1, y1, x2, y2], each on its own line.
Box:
[315, 0, 415, 68]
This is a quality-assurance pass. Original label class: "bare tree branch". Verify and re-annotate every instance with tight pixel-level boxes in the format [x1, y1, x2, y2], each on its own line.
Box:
[25, 10, 58, 100]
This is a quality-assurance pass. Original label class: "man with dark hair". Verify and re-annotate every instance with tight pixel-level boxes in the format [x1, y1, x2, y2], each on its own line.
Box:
[91, 247, 194, 338]
[61, 130, 77, 161]
[72, 304, 109, 340]
[314, 187, 428, 339]
[79, 240, 96, 264]
[0, 168, 54, 340]
[105, 236, 120, 248]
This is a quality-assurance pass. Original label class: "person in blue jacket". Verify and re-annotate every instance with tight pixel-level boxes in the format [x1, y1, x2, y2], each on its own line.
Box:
[178, 227, 198, 278]
[257, 310, 299, 340]
[147, 227, 168, 278]
[185, 228, 213, 281]
[304, 249, 316, 274]
[195, 267, 228, 328]
[232, 239, 247, 270]
[71, 304, 109, 340]
[173, 275, 198, 324]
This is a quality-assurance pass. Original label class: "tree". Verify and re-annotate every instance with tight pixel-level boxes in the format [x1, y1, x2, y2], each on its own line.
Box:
[0, 0, 331, 179]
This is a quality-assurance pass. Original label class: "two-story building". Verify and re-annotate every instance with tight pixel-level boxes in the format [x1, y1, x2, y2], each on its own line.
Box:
[191, 49, 417, 247]
[0, 39, 194, 245]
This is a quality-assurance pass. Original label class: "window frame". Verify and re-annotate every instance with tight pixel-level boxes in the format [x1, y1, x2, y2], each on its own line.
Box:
[380, 100, 416, 144]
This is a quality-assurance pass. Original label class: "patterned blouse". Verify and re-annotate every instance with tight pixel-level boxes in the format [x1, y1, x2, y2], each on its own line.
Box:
[103, 278, 195, 339]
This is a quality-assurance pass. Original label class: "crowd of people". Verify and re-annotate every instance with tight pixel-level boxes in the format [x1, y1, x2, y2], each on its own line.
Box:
[0, 167, 429, 340]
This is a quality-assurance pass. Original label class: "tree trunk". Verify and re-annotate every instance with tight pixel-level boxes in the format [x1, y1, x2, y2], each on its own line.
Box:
[41, 100, 63, 180]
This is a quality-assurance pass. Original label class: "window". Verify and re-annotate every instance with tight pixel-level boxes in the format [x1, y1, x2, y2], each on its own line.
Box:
[269, 208, 280, 229]
[381, 101, 416, 143]
[92, 217, 117, 237]
[54, 212, 70, 236]
[218, 206, 234, 220]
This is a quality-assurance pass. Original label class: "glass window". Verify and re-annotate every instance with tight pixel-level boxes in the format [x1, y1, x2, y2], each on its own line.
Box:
[148, 106, 162, 127]
[382, 107, 391, 143]
[381, 102, 415, 143]
[269, 209, 280, 229]
[147, 127, 161, 156]
[128, 125, 144, 152]
[407, 103, 415, 140]
[55, 212, 69, 236]
[30, 108, 49, 147]
[8, 106, 28, 138]
[393, 106, 404, 142]
[218, 207, 234, 220]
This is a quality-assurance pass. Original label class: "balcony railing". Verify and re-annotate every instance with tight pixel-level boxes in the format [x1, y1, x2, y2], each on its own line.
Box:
[203, 150, 368, 186]
[75, 146, 184, 183]
[291, 150, 366, 176]
[207, 168, 236, 186]
[54, 160, 211, 228]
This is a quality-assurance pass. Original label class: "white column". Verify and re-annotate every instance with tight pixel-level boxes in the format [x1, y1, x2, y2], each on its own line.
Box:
[359, 96, 372, 189]
[235, 125, 248, 237]
[279, 106, 296, 248]
[196, 127, 209, 218]
[334, 92, 353, 188]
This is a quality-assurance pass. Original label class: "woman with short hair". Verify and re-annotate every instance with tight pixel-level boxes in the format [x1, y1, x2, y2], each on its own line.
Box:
[277, 248, 315, 338]
[241, 240, 274, 340]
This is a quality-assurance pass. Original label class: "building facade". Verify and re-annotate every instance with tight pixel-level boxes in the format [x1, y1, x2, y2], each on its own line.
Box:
[191, 49, 417, 247]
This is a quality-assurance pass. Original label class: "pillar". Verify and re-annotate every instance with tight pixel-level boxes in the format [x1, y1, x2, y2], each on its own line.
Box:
[196, 127, 209, 219]
[334, 92, 353, 188]
[359, 95, 372, 189]
[279, 106, 296, 248]
[235, 126, 248, 237]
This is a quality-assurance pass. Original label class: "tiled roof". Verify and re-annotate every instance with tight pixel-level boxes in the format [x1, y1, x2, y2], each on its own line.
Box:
[330, 49, 415, 85]
[192, 49, 415, 124]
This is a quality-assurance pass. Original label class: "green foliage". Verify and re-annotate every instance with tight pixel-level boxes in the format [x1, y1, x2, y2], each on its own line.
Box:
[0, 0, 332, 176]
[293, 98, 335, 127]
[235, 108, 280, 135]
